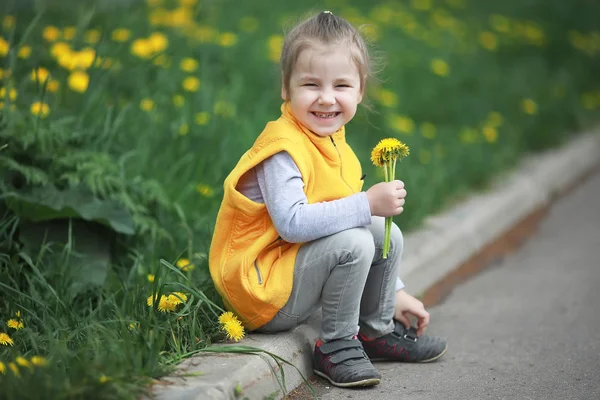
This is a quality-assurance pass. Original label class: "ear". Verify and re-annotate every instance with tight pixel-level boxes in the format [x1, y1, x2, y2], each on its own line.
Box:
[281, 77, 288, 101]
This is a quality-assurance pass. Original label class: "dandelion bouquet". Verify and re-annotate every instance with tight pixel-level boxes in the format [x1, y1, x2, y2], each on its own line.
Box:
[370, 138, 410, 259]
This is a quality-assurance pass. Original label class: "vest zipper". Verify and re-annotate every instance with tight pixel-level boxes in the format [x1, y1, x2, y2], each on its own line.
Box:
[254, 236, 283, 285]
[330, 136, 355, 193]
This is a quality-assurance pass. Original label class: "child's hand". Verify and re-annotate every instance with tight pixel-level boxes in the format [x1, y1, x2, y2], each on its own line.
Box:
[394, 290, 430, 336]
[366, 180, 407, 217]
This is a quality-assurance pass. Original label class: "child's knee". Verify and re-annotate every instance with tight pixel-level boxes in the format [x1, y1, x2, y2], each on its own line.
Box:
[336, 227, 375, 263]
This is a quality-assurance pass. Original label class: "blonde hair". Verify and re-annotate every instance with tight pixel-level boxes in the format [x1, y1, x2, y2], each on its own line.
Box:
[280, 11, 377, 100]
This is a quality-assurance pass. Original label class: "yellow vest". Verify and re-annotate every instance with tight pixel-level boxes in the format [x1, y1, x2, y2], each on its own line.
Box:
[209, 102, 364, 330]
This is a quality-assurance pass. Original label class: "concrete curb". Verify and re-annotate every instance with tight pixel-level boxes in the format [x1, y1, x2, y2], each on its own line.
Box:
[150, 131, 600, 400]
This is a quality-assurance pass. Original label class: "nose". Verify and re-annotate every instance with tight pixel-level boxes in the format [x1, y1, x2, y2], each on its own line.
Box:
[318, 89, 336, 106]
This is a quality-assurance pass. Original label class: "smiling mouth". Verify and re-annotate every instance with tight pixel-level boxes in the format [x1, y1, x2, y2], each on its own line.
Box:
[312, 112, 340, 119]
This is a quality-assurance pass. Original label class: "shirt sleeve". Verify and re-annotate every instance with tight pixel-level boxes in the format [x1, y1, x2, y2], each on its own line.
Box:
[255, 151, 372, 243]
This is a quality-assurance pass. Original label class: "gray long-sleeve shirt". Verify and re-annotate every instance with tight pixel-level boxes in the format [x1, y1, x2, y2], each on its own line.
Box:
[236, 151, 404, 291]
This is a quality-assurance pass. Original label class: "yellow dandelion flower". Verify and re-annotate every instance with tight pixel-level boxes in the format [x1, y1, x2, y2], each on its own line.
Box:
[182, 76, 200, 92]
[487, 111, 503, 127]
[218, 32, 238, 47]
[172, 94, 184, 107]
[223, 319, 245, 342]
[167, 292, 188, 305]
[420, 122, 437, 139]
[196, 183, 214, 197]
[218, 311, 236, 325]
[31, 101, 50, 118]
[370, 138, 410, 168]
[147, 294, 159, 306]
[176, 258, 194, 271]
[15, 311, 21, 318]
[158, 295, 177, 312]
[180, 57, 198, 72]
[9, 362, 18, 377]
[128, 322, 140, 331]
[3, 16, 15, 30]
[112, 28, 131, 42]
[0, 87, 17, 101]
[63, 26, 77, 40]
[131, 38, 153, 58]
[16, 356, 32, 369]
[389, 114, 414, 134]
[18, 45, 31, 59]
[68, 71, 89, 93]
[479, 31, 498, 51]
[85, 29, 101, 44]
[148, 32, 168, 52]
[431, 59, 449, 77]
[30, 356, 47, 367]
[376, 88, 398, 108]
[0, 361, 5, 374]
[194, 111, 210, 125]
[7, 319, 24, 330]
[30, 67, 50, 83]
[50, 41, 70, 58]
[47, 79, 60, 93]
[521, 98, 538, 115]
[267, 35, 284, 63]
[99, 375, 110, 383]
[140, 98, 155, 111]
[482, 125, 498, 143]
[74, 48, 96, 70]
[147, 274, 155, 282]
[239, 16, 259, 33]
[0, 37, 9, 57]
[42, 26, 61, 42]
[178, 123, 189, 136]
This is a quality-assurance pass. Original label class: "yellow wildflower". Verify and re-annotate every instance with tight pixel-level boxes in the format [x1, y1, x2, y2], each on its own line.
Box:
[431, 59, 449, 76]
[167, 292, 188, 305]
[182, 76, 200, 92]
[370, 138, 410, 168]
[9, 362, 18, 377]
[148, 32, 168, 52]
[42, 26, 60, 42]
[31, 101, 50, 118]
[128, 322, 140, 331]
[178, 123, 189, 136]
[30, 356, 47, 367]
[194, 111, 210, 125]
[7, 319, 23, 330]
[147, 274, 155, 282]
[50, 42, 70, 58]
[487, 111, 503, 127]
[85, 29, 101, 44]
[0, 332, 13, 346]
[376, 88, 398, 108]
[68, 71, 89, 93]
[219, 311, 236, 325]
[218, 32, 238, 47]
[18, 45, 31, 59]
[267, 35, 284, 63]
[62, 26, 76, 40]
[140, 98, 155, 111]
[16, 356, 32, 369]
[521, 98, 538, 115]
[459, 127, 479, 144]
[111, 28, 131, 42]
[180, 57, 198, 72]
[239, 16, 259, 33]
[30, 67, 50, 83]
[196, 183, 214, 197]
[223, 319, 245, 342]
[420, 122, 437, 139]
[0, 87, 17, 101]
[131, 38, 153, 59]
[172, 94, 184, 107]
[47, 79, 60, 93]
[0, 37, 8, 57]
[74, 48, 96, 69]
[482, 125, 498, 143]
[0, 361, 5, 374]
[479, 31, 498, 51]
[176, 258, 194, 271]
[99, 375, 110, 383]
[389, 115, 414, 134]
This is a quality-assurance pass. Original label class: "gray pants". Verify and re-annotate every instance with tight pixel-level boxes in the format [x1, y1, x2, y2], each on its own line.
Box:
[255, 216, 403, 341]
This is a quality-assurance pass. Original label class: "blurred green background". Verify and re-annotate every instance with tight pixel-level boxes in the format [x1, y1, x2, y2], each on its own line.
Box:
[0, 0, 599, 397]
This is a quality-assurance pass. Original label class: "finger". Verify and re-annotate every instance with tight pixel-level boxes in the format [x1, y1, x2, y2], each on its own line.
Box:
[393, 180, 404, 189]
[398, 198, 405, 207]
[417, 313, 430, 336]
[397, 188, 407, 198]
[396, 207, 404, 215]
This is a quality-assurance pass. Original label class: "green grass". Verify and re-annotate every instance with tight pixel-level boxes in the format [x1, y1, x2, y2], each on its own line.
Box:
[0, 0, 599, 397]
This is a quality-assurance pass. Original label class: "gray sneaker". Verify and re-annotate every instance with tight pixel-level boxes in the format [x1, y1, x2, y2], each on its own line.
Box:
[313, 337, 381, 388]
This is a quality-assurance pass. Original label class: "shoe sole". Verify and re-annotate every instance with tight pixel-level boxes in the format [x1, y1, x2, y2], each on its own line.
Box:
[369, 343, 448, 363]
[314, 369, 381, 388]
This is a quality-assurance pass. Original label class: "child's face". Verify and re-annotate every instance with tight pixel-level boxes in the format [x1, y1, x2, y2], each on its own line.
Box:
[282, 42, 363, 137]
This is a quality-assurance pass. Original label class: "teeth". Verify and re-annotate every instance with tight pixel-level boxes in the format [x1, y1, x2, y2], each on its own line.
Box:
[314, 112, 337, 118]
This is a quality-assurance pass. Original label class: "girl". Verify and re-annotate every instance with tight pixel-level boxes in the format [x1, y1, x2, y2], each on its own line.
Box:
[209, 11, 447, 388]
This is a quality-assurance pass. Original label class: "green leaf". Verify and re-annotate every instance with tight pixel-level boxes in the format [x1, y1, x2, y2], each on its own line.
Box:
[5, 185, 135, 235]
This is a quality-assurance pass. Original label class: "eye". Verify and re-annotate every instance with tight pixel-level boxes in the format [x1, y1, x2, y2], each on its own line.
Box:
[336, 84, 351, 88]
[303, 83, 317, 87]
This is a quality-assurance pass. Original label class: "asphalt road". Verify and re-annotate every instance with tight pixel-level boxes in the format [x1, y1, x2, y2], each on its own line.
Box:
[290, 170, 600, 400]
